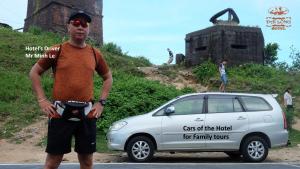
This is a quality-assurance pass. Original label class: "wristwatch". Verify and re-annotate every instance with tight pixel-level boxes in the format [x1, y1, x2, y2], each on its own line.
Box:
[98, 99, 106, 106]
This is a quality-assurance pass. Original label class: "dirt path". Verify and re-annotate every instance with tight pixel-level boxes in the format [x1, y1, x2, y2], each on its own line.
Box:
[293, 118, 300, 131]
[0, 117, 123, 163]
[138, 66, 207, 92]
[0, 117, 47, 163]
[1, 117, 300, 163]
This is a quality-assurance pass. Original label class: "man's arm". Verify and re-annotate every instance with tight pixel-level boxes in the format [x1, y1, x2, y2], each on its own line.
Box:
[91, 70, 113, 118]
[283, 94, 287, 107]
[29, 63, 47, 100]
[99, 70, 113, 100]
[29, 63, 56, 117]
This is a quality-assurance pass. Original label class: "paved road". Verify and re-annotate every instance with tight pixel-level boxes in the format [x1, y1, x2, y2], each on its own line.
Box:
[1, 163, 300, 169]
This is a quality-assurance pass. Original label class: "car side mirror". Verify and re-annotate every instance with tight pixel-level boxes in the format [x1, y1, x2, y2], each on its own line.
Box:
[165, 105, 175, 115]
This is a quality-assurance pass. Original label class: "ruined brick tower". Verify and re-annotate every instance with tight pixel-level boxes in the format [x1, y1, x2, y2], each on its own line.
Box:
[24, 0, 103, 45]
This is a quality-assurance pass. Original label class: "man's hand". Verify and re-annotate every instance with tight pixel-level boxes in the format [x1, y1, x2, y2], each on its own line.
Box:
[90, 102, 104, 118]
[38, 99, 57, 117]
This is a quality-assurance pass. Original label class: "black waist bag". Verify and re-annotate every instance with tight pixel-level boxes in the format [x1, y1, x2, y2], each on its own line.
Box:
[62, 101, 89, 121]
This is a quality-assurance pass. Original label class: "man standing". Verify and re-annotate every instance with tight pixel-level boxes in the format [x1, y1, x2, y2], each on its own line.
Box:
[29, 11, 113, 169]
[284, 87, 294, 129]
[219, 59, 228, 92]
[167, 48, 174, 64]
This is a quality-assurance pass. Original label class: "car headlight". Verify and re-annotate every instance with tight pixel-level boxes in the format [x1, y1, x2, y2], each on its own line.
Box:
[111, 121, 127, 131]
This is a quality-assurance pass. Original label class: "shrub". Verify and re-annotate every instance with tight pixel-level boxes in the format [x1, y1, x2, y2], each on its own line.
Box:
[95, 71, 192, 132]
[134, 56, 152, 66]
[101, 42, 123, 56]
[28, 26, 43, 35]
[229, 64, 277, 79]
[193, 60, 218, 85]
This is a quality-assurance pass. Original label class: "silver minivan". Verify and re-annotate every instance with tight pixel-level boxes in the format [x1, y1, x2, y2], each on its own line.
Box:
[107, 92, 289, 162]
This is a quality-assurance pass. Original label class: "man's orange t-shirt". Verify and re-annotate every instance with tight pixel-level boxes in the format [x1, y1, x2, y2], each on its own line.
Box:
[37, 42, 109, 102]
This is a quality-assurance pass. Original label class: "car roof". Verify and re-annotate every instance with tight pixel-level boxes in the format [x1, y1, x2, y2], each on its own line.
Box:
[178, 92, 274, 99]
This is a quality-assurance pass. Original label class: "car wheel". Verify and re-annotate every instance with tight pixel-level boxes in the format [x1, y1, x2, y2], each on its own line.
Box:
[241, 136, 268, 162]
[126, 136, 154, 162]
[225, 151, 241, 159]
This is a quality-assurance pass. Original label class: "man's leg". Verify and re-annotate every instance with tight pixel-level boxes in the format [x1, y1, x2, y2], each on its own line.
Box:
[220, 75, 225, 92]
[222, 75, 227, 92]
[44, 153, 64, 169]
[45, 118, 74, 169]
[75, 119, 96, 169]
[78, 153, 93, 169]
[219, 83, 224, 92]
[286, 106, 294, 129]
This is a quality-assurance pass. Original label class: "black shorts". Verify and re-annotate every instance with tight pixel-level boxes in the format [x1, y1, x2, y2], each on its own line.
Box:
[46, 118, 97, 155]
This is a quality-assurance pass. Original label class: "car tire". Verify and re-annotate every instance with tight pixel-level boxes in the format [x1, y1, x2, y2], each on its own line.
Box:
[225, 151, 241, 160]
[126, 136, 155, 162]
[241, 136, 268, 162]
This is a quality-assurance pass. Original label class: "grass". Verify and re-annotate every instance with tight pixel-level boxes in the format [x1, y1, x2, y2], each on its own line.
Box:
[0, 71, 41, 137]
[0, 27, 62, 137]
[289, 129, 300, 146]
[96, 133, 113, 153]
[36, 136, 47, 147]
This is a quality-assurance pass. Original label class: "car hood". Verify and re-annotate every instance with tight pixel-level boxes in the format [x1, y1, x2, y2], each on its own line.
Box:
[118, 113, 150, 123]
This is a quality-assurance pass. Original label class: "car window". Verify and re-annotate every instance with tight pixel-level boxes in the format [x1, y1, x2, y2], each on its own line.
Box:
[155, 96, 204, 116]
[233, 99, 243, 112]
[173, 98, 204, 115]
[240, 96, 272, 111]
[155, 108, 165, 116]
[208, 98, 233, 113]
[208, 97, 243, 113]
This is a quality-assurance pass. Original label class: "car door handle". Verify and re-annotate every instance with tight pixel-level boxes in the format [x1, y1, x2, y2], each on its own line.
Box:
[237, 116, 247, 120]
[194, 118, 204, 122]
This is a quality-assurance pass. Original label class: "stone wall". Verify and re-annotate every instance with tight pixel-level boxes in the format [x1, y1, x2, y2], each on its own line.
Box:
[185, 25, 265, 67]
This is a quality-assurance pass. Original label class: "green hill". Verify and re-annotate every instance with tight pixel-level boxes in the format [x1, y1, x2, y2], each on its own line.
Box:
[0, 27, 192, 138]
[1, 27, 299, 147]
[192, 60, 300, 109]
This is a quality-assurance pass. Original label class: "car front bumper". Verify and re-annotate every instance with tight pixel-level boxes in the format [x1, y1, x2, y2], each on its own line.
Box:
[106, 130, 129, 151]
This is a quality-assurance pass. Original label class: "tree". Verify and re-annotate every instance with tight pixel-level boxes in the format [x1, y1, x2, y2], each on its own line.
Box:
[274, 61, 289, 71]
[264, 43, 279, 66]
[289, 45, 300, 71]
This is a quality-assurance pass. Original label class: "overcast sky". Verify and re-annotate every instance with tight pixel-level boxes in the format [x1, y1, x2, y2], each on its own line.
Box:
[0, 0, 299, 65]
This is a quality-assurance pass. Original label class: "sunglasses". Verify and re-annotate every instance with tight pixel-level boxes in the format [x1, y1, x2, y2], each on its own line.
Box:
[70, 19, 89, 28]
